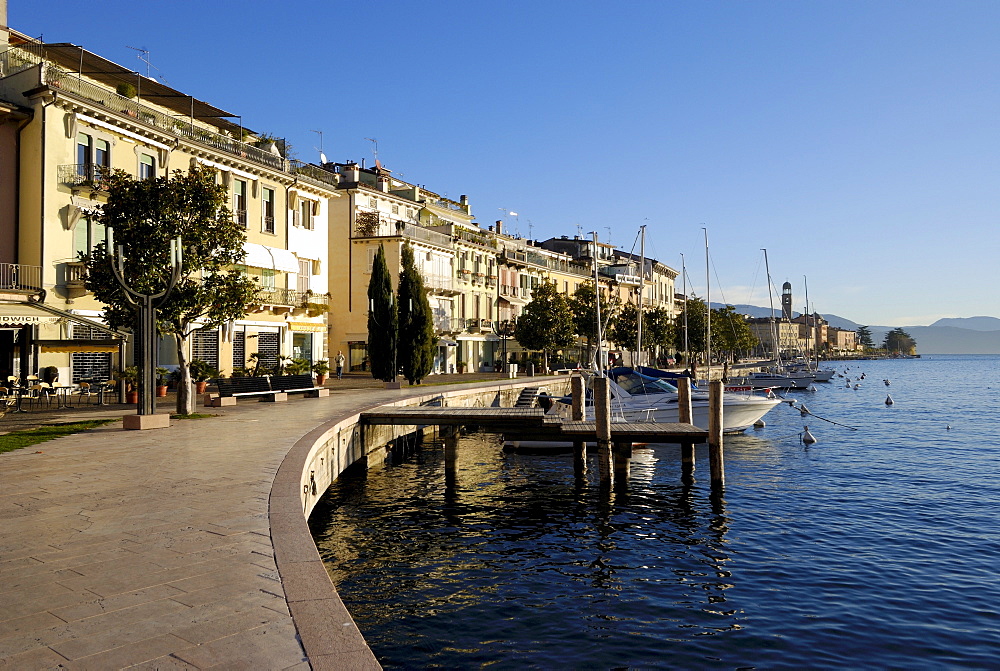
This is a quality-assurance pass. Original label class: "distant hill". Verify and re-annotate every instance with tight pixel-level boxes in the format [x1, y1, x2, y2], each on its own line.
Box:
[930, 316, 1000, 331]
[710, 303, 1000, 354]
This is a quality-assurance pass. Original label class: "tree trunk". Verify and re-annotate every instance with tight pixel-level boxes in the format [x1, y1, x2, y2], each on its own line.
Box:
[175, 333, 195, 415]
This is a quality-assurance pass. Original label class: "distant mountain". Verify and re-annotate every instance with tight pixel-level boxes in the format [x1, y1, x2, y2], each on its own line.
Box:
[929, 316, 1000, 331]
[709, 303, 1000, 354]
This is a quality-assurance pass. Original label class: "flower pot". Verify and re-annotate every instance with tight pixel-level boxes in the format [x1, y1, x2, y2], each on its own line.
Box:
[315, 374, 327, 385]
[195, 381, 208, 394]
[156, 385, 168, 397]
[126, 390, 139, 404]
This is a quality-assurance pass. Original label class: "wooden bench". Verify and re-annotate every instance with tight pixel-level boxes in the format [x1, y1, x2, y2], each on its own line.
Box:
[207, 375, 328, 406]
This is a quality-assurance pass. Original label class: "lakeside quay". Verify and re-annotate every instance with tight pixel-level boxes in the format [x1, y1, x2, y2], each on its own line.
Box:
[0, 374, 542, 669]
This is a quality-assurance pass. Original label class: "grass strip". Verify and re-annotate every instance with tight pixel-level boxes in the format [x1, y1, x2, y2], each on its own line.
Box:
[170, 413, 218, 420]
[0, 419, 117, 454]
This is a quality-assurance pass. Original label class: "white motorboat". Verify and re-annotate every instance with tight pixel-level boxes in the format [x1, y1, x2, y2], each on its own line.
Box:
[726, 370, 815, 390]
[504, 370, 781, 451]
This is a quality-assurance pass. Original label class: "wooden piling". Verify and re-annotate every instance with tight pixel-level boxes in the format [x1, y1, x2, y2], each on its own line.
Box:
[443, 425, 459, 491]
[613, 440, 632, 484]
[571, 375, 586, 477]
[677, 376, 695, 472]
[708, 380, 724, 488]
[593, 376, 612, 485]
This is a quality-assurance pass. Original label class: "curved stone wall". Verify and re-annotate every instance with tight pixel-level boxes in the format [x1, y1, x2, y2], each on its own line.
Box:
[270, 377, 570, 670]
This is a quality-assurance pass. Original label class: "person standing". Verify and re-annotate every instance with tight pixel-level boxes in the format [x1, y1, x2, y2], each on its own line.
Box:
[336, 350, 346, 379]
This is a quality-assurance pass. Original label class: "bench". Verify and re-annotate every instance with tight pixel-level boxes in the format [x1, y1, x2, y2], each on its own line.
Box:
[208, 374, 328, 406]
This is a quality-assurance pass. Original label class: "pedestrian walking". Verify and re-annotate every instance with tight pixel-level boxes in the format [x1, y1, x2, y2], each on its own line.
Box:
[336, 351, 346, 379]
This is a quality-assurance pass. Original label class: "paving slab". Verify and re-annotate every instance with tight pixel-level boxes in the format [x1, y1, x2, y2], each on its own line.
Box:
[0, 375, 546, 668]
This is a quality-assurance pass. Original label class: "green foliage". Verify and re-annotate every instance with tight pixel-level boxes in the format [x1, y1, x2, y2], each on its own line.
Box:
[188, 359, 219, 382]
[882, 327, 916, 354]
[677, 296, 708, 355]
[515, 279, 575, 367]
[283, 358, 312, 375]
[312, 359, 330, 376]
[0, 420, 116, 454]
[643, 306, 675, 352]
[116, 82, 137, 98]
[856, 325, 875, 349]
[710, 305, 758, 361]
[397, 244, 436, 385]
[568, 281, 619, 343]
[83, 166, 258, 413]
[155, 367, 170, 385]
[367, 245, 398, 382]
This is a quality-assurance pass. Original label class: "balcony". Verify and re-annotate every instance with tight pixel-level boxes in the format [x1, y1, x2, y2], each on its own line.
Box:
[58, 164, 111, 191]
[253, 287, 299, 308]
[262, 215, 275, 234]
[424, 273, 457, 295]
[0, 263, 43, 295]
[233, 210, 248, 228]
[64, 261, 87, 299]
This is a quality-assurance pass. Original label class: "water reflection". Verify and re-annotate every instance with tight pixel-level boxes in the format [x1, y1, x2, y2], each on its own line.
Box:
[309, 431, 744, 668]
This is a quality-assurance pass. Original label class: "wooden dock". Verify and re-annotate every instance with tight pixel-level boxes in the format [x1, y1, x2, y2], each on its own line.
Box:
[359, 407, 709, 445]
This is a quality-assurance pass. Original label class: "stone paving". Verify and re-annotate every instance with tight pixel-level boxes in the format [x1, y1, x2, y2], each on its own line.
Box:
[0, 375, 515, 669]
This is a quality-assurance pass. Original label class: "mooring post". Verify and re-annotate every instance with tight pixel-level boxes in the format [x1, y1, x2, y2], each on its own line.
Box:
[708, 380, 724, 488]
[593, 376, 612, 485]
[677, 376, 695, 472]
[613, 440, 632, 485]
[442, 424, 459, 491]
[571, 375, 586, 477]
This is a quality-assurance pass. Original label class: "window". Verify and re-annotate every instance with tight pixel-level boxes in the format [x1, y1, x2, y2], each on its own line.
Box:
[261, 268, 275, 289]
[71, 324, 112, 383]
[297, 258, 311, 293]
[369, 197, 377, 209]
[300, 200, 313, 230]
[262, 187, 275, 234]
[73, 216, 106, 257]
[139, 153, 155, 180]
[391, 204, 399, 215]
[94, 139, 110, 168]
[234, 180, 247, 228]
[76, 133, 109, 179]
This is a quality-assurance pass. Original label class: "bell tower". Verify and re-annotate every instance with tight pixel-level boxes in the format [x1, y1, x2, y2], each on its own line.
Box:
[781, 281, 793, 320]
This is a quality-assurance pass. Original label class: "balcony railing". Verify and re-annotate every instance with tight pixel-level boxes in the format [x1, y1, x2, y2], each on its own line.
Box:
[262, 215, 275, 234]
[254, 287, 298, 306]
[233, 210, 248, 228]
[40, 56, 284, 171]
[435, 317, 466, 333]
[288, 160, 340, 188]
[0, 263, 43, 292]
[0, 43, 45, 78]
[58, 163, 111, 189]
[424, 273, 454, 293]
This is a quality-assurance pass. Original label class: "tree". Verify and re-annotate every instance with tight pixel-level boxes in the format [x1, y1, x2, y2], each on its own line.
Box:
[643, 306, 675, 363]
[882, 327, 916, 354]
[568, 281, 619, 365]
[856, 325, 874, 350]
[367, 245, 397, 382]
[514, 279, 575, 371]
[608, 302, 640, 353]
[710, 305, 758, 362]
[398, 243, 436, 385]
[676, 295, 709, 357]
[85, 166, 257, 415]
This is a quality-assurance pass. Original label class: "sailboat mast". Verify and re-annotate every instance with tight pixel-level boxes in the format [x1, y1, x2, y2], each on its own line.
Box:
[680, 253, 688, 361]
[762, 248, 778, 364]
[637, 224, 645, 368]
[592, 231, 604, 375]
[704, 227, 711, 384]
[804, 275, 811, 368]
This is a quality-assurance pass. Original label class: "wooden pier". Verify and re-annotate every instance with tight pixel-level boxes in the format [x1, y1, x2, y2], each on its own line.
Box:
[360, 403, 713, 488]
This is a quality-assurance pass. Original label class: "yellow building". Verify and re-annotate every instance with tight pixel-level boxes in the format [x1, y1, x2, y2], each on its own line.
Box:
[0, 31, 335, 384]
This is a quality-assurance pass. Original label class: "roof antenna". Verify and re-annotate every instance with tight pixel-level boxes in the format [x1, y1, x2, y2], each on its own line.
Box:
[311, 130, 327, 164]
[364, 137, 379, 167]
[125, 45, 169, 84]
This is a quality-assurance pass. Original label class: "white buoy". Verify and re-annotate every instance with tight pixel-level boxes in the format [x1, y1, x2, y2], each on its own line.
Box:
[799, 404, 810, 417]
[754, 419, 766, 428]
[885, 394, 894, 405]
[802, 426, 817, 444]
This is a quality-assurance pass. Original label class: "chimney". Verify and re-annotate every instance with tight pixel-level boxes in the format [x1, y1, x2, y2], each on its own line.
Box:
[342, 163, 360, 183]
[495, 219, 502, 235]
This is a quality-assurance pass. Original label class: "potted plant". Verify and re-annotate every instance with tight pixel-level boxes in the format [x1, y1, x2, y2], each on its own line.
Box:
[120, 366, 139, 404]
[312, 359, 330, 385]
[116, 82, 137, 99]
[456, 360, 466, 374]
[189, 359, 219, 394]
[155, 367, 170, 397]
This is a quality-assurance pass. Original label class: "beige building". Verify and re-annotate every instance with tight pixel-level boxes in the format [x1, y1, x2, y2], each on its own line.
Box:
[0, 31, 335, 384]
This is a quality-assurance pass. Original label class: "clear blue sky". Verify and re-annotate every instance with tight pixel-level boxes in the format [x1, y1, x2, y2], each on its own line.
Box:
[14, 1, 1000, 327]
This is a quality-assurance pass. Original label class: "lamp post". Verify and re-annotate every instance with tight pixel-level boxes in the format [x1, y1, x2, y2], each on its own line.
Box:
[496, 317, 516, 376]
[107, 228, 183, 418]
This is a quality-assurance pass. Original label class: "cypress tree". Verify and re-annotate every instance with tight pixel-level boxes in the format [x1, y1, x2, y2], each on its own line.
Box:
[398, 243, 436, 384]
[367, 245, 397, 381]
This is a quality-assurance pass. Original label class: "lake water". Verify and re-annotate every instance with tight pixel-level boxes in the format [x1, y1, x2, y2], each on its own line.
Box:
[309, 354, 1000, 669]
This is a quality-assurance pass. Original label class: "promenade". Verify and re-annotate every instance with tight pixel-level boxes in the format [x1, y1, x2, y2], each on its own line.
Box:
[0, 374, 510, 669]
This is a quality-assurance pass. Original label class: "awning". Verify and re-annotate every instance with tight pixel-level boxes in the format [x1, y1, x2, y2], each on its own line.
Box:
[499, 295, 528, 306]
[37, 340, 120, 353]
[438, 338, 458, 347]
[0, 300, 123, 336]
[287, 321, 326, 333]
[242, 242, 300, 273]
